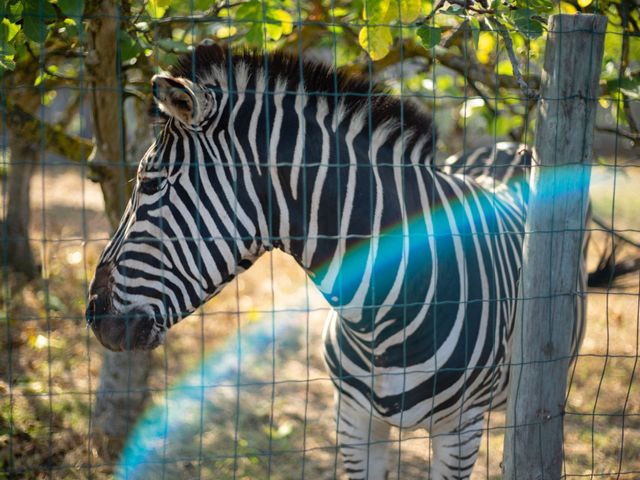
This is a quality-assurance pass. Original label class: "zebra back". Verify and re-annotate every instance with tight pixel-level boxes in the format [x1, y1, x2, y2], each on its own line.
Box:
[443, 141, 531, 189]
[444, 142, 588, 359]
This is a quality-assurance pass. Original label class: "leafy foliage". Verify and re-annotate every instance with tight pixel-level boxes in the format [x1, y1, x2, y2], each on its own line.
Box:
[0, 0, 637, 152]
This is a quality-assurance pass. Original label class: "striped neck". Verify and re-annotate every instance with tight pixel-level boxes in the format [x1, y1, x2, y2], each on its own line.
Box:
[211, 76, 436, 321]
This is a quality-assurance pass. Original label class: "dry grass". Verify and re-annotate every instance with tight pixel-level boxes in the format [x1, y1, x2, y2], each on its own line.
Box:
[0, 164, 638, 479]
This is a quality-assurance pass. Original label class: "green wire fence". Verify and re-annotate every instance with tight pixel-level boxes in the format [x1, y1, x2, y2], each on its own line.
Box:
[1, 0, 638, 478]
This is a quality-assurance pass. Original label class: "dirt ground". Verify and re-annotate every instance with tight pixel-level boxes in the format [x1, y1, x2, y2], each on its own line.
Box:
[1, 162, 639, 479]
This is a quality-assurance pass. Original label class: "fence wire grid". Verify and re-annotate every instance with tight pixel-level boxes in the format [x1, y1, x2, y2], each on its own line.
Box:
[1, 1, 639, 479]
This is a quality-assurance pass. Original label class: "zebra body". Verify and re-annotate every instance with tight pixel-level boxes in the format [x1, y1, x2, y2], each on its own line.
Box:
[86, 45, 586, 479]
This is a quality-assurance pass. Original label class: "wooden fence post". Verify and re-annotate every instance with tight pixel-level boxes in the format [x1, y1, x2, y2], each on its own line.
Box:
[502, 14, 607, 480]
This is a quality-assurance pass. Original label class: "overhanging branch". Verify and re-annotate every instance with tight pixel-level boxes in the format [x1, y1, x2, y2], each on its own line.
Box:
[373, 38, 541, 92]
[0, 100, 108, 181]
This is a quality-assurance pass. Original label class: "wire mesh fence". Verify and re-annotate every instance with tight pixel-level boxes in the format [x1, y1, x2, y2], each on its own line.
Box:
[1, 1, 638, 479]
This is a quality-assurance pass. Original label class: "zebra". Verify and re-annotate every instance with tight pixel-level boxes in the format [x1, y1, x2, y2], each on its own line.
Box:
[86, 44, 587, 479]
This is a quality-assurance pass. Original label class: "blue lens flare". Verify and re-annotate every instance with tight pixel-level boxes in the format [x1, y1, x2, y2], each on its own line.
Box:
[117, 312, 305, 479]
[310, 163, 590, 306]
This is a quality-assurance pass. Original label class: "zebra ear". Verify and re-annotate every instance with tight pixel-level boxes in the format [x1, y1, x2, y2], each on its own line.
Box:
[151, 74, 203, 126]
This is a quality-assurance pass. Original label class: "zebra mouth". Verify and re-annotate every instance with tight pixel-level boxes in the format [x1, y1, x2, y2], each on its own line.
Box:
[89, 307, 166, 352]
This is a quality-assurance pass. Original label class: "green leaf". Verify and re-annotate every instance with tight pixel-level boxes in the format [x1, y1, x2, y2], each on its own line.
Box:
[399, 0, 421, 22]
[1, 19, 21, 43]
[0, 55, 16, 71]
[436, 75, 454, 93]
[34, 70, 46, 86]
[146, 0, 168, 19]
[359, 25, 393, 60]
[497, 59, 513, 75]
[0, 42, 16, 56]
[62, 22, 79, 38]
[245, 24, 265, 47]
[8, 2, 24, 22]
[265, 21, 283, 41]
[417, 25, 441, 49]
[362, 0, 390, 23]
[488, 114, 521, 136]
[441, 5, 465, 15]
[23, 16, 49, 43]
[386, 0, 420, 23]
[268, 9, 293, 35]
[331, 6, 349, 17]
[58, 0, 84, 18]
[194, 0, 213, 10]
[515, 0, 553, 13]
[236, 1, 262, 21]
[22, 0, 56, 42]
[118, 30, 142, 62]
[215, 25, 237, 39]
[25, 0, 57, 19]
[510, 8, 543, 39]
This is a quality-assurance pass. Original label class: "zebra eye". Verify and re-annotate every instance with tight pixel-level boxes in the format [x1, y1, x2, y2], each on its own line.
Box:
[139, 176, 165, 195]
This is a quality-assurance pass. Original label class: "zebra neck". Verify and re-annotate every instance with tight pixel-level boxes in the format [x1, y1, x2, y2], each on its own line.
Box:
[222, 82, 354, 254]
[221, 84, 439, 329]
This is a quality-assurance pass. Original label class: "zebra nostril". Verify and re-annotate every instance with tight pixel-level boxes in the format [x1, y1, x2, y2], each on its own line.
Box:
[86, 292, 110, 325]
[86, 296, 96, 325]
[87, 262, 113, 326]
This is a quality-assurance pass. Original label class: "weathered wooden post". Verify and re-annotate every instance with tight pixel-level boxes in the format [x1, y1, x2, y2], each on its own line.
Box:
[502, 14, 607, 479]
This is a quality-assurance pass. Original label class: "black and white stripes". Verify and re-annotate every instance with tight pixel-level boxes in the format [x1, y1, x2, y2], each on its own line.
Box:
[87, 45, 587, 479]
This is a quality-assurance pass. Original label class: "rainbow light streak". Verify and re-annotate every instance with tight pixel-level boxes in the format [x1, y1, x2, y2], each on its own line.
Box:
[310, 168, 515, 301]
[309, 164, 589, 304]
[117, 314, 304, 479]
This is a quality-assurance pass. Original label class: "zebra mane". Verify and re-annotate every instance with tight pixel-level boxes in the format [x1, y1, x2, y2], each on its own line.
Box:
[167, 43, 435, 153]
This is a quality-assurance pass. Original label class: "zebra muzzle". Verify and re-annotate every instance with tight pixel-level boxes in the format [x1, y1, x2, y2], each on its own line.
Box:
[87, 302, 163, 352]
[86, 262, 165, 351]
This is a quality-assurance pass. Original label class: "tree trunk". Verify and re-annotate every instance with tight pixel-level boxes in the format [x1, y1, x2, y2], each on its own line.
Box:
[92, 350, 154, 458]
[85, 0, 153, 459]
[2, 133, 38, 280]
[85, 0, 132, 229]
[1, 66, 41, 280]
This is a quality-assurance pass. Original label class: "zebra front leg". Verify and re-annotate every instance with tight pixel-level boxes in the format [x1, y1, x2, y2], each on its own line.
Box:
[429, 409, 485, 479]
[336, 396, 392, 480]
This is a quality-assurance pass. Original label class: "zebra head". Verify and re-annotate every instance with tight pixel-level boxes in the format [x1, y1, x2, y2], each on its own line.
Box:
[86, 68, 264, 351]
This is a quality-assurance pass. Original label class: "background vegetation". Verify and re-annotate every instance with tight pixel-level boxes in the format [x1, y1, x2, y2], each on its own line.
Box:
[0, 0, 638, 478]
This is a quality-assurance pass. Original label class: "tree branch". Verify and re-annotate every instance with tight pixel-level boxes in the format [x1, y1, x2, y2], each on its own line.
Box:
[466, 74, 497, 116]
[485, 16, 537, 99]
[595, 125, 640, 143]
[447, 0, 495, 15]
[24, 42, 78, 82]
[0, 100, 107, 180]
[146, 2, 242, 26]
[371, 38, 541, 92]
[422, 0, 447, 22]
[592, 214, 640, 249]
